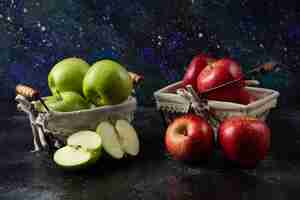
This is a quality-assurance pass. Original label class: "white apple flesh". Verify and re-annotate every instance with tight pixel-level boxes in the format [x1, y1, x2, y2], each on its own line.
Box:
[115, 120, 140, 156]
[53, 130, 102, 169]
[96, 121, 124, 159]
[54, 146, 93, 169]
[67, 131, 102, 152]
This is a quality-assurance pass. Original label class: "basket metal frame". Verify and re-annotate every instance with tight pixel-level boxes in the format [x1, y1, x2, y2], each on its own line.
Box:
[15, 95, 137, 152]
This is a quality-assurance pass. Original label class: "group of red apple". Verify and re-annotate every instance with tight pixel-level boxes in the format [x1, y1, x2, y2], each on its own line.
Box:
[165, 54, 271, 168]
[182, 53, 256, 104]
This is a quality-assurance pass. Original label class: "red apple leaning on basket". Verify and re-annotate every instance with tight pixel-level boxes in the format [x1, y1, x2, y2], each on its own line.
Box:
[182, 54, 215, 89]
[197, 58, 245, 103]
[218, 116, 271, 168]
[165, 114, 214, 161]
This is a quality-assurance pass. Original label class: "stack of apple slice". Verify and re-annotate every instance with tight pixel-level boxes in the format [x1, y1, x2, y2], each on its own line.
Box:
[53, 120, 140, 169]
[54, 131, 102, 169]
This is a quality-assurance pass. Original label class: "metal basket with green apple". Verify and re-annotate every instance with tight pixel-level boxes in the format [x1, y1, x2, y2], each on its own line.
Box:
[15, 72, 143, 152]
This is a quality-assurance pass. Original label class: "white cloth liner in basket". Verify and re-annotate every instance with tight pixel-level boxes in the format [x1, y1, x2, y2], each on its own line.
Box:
[154, 81, 280, 123]
[15, 95, 137, 151]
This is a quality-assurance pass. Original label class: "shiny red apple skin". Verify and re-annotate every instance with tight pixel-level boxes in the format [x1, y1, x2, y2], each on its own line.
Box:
[238, 89, 257, 105]
[218, 116, 271, 168]
[165, 114, 214, 161]
[182, 54, 215, 89]
[197, 58, 245, 103]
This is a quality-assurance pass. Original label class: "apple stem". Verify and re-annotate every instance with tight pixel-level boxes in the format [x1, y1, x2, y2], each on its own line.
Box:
[183, 129, 188, 136]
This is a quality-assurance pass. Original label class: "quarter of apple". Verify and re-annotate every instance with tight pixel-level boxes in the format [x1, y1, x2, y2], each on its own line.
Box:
[96, 121, 124, 159]
[115, 120, 140, 156]
[96, 120, 140, 159]
[53, 130, 102, 169]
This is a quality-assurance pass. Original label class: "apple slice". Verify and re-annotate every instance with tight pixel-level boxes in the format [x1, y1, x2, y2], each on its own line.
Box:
[115, 120, 140, 156]
[67, 130, 102, 152]
[54, 146, 93, 169]
[96, 122, 124, 159]
[53, 130, 102, 169]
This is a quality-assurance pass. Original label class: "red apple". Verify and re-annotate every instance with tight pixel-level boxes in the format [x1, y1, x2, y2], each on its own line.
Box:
[238, 89, 257, 105]
[165, 114, 214, 161]
[182, 54, 215, 89]
[197, 58, 245, 103]
[218, 116, 271, 168]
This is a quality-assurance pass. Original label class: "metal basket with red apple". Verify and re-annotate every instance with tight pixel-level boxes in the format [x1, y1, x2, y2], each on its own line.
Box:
[154, 53, 279, 168]
[15, 58, 143, 170]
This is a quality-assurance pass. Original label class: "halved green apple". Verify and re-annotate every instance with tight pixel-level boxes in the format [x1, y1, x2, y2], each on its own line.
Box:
[96, 122, 124, 159]
[53, 130, 102, 169]
[115, 120, 140, 156]
[96, 120, 140, 159]
[53, 146, 93, 170]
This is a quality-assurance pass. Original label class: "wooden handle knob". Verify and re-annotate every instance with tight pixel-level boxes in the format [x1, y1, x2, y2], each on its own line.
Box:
[16, 84, 39, 98]
[129, 72, 144, 84]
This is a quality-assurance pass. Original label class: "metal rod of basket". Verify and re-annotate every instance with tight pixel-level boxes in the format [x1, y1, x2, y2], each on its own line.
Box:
[200, 60, 277, 96]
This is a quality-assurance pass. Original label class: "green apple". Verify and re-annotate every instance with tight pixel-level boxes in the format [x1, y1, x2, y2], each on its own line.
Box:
[96, 121, 124, 159]
[48, 57, 90, 96]
[53, 130, 102, 169]
[96, 120, 140, 159]
[36, 91, 90, 112]
[33, 95, 60, 112]
[115, 120, 140, 156]
[83, 59, 133, 106]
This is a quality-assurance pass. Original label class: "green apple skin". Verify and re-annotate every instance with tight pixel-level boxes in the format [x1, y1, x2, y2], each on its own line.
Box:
[43, 91, 90, 112]
[48, 57, 90, 96]
[83, 59, 133, 106]
[33, 96, 60, 112]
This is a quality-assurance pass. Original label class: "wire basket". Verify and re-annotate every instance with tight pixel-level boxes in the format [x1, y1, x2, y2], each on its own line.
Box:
[154, 81, 280, 129]
[15, 94, 137, 152]
[15, 73, 143, 152]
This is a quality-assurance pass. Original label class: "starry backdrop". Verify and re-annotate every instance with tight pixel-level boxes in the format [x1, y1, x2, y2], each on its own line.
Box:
[0, 0, 299, 106]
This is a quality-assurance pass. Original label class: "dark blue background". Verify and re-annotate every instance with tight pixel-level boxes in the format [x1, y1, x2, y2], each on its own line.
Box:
[0, 0, 299, 106]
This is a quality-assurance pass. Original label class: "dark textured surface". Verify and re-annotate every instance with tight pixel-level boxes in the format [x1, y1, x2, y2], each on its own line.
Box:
[1, 102, 300, 200]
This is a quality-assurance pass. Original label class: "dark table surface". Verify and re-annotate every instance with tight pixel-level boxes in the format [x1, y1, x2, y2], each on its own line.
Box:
[1, 101, 300, 200]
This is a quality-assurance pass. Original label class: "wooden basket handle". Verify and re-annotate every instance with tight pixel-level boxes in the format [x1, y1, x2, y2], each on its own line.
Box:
[16, 84, 40, 99]
[129, 72, 144, 85]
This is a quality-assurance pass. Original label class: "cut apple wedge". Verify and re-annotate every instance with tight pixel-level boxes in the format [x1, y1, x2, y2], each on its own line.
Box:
[115, 120, 140, 156]
[96, 122, 124, 159]
[53, 130, 102, 169]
